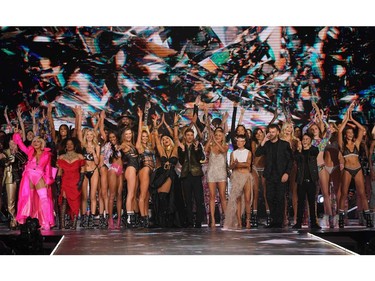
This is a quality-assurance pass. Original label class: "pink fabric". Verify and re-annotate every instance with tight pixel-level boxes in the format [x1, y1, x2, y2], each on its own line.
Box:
[13, 133, 55, 227]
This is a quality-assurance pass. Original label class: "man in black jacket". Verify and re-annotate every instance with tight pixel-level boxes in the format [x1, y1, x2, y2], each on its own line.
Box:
[293, 133, 321, 229]
[178, 128, 205, 228]
[255, 124, 293, 228]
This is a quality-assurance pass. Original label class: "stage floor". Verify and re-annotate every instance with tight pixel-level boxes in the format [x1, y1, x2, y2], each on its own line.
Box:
[2, 222, 370, 255]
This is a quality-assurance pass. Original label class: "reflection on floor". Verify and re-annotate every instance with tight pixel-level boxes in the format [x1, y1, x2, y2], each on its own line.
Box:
[1, 221, 374, 255]
[0, 225, 353, 255]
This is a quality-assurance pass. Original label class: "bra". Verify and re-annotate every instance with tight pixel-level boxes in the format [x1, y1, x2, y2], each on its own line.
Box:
[83, 147, 95, 161]
[342, 145, 359, 158]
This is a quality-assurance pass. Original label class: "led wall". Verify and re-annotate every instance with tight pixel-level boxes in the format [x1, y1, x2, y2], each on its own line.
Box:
[0, 26, 374, 132]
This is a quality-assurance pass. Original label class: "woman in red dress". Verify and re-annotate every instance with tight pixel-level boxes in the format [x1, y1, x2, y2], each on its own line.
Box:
[56, 138, 85, 230]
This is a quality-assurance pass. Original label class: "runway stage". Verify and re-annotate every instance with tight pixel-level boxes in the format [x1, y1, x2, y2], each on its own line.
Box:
[2, 221, 374, 255]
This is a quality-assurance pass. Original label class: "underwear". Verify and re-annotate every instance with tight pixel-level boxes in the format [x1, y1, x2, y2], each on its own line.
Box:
[318, 164, 325, 173]
[24, 168, 44, 186]
[252, 165, 264, 177]
[344, 166, 362, 178]
[85, 166, 98, 180]
[324, 165, 339, 175]
[108, 163, 123, 176]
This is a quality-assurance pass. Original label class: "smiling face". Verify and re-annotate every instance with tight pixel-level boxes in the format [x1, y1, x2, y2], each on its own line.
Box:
[236, 125, 246, 135]
[123, 129, 133, 143]
[309, 124, 320, 138]
[302, 134, 312, 148]
[108, 133, 117, 145]
[59, 125, 69, 137]
[268, 127, 279, 141]
[345, 128, 354, 141]
[141, 131, 149, 144]
[214, 129, 224, 143]
[255, 128, 265, 141]
[32, 136, 45, 150]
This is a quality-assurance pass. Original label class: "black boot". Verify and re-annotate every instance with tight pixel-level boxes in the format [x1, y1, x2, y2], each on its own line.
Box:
[80, 214, 88, 228]
[220, 213, 225, 228]
[252, 211, 258, 228]
[266, 212, 271, 227]
[98, 214, 106, 229]
[329, 215, 335, 229]
[143, 216, 149, 228]
[158, 192, 169, 227]
[71, 215, 78, 230]
[364, 211, 374, 228]
[59, 198, 67, 229]
[134, 212, 140, 228]
[126, 212, 136, 228]
[339, 211, 345, 229]
[88, 214, 94, 229]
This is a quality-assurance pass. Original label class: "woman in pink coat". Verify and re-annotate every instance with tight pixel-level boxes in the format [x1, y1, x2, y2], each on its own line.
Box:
[13, 127, 56, 230]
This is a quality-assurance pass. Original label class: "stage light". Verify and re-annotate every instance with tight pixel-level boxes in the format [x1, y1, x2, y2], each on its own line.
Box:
[317, 195, 324, 204]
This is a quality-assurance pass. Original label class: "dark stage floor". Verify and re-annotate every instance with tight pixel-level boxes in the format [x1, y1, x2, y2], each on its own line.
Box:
[2, 220, 374, 255]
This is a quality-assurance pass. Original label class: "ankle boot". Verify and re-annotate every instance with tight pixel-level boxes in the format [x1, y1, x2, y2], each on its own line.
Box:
[71, 215, 78, 230]
[266, 212, 271, 227]
[143, 216, 149, 228]
[220, 213, 225, 228]
[88, 214, 94, 229]
[364, 211, 374, 228]
[81, 214, 88, 228]
[59, 198, 67, 229]
[339, 211, 345, 229]
[104, 214, 109, 228]
[98, 214, 106, 229]
[252, 212, 258, 228]
[329, 215, 335, 229]
[134, 212, 140, 228]
[126, 212, 135, 228]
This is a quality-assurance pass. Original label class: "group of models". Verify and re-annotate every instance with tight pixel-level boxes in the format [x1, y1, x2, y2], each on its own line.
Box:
[0, 99, 374, 231]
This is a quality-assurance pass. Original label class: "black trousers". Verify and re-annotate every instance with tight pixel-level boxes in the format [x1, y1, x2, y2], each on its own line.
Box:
[297, 179, 318, 225]
[266, 180, 287, 226]
[181, 173, 204, 226]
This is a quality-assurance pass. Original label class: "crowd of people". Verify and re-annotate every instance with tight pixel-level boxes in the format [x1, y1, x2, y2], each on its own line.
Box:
[0, 98, 374, 231]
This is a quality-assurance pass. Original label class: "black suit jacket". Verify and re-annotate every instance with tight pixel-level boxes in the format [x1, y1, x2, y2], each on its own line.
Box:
[294, 146, 319, 185]
[255, 138, 293, 182]
[178, 143, 205, 178]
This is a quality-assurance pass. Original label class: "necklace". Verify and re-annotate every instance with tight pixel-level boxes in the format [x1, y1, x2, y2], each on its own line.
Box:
[65, 151, 78, 162]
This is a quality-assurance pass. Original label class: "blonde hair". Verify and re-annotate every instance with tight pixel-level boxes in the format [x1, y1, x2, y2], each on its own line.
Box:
[82, 128, 98, 147]
[32, 136, 46, 150]
[280, 121, 298, 142]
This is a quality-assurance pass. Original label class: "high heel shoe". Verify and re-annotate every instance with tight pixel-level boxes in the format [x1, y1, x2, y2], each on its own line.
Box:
[108, 217, 114, 230]
[115, 218, 121, 229]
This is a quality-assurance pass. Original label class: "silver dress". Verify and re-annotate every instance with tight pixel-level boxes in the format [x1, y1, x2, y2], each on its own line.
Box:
[206, 151, 228, 183]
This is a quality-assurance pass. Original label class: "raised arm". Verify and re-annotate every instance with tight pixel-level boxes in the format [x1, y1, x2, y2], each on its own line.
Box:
[73, 105, 83, 143]
[12, 126, 29, 155]
[3, 106, 12, 133]
[46, 104, 56, 143]
[338, 103, 352, 150]
[16, 107, 26, 141]
[152, 116, 163, 156]
[136, 107, 144, 153]
[348, 103, 365, 147]
[99, 110, 107, 143]
[370, 140, 375, 181]
[173, 113, 181, 148]
[238, 106, 245, 125]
